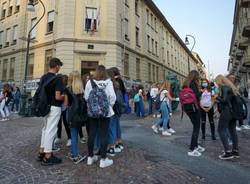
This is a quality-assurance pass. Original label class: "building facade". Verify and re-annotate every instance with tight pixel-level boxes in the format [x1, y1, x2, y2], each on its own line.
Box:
[228, 0, 250, 87]
[0, 0, 202, 89]
[192, 52, 207, 79]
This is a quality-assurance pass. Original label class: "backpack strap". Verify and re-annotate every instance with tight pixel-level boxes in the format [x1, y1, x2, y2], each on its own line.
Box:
[43, 76, 57, 88]
[90, 79, 98, 89]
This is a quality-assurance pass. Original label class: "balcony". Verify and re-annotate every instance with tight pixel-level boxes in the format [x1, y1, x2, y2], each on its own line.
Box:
[241, 0, 250, 8]
[238, 41, 248, 51]
[235, 51, 244, 60]
[239, 66, 247, 73]
[242, 47, 250, 67]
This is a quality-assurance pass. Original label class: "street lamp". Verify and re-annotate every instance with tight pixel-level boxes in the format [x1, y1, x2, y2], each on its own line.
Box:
[19, 0, 45, 116]
[185, 34, 196, 72]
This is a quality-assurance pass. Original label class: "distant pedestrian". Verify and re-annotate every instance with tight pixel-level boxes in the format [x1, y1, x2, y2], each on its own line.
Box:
[11, 86, 21, 113]
[36, 58, 64, 166]
[134, 89, 145, 117]
[0, 84, 11, 121]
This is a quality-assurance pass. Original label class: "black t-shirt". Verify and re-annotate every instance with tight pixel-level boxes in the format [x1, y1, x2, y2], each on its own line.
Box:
[40, 72, 64, 107]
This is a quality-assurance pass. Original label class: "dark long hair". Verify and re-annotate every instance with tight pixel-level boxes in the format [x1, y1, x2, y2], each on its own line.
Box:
[94, 65, 108, 81]
[107, 67, 126, 94]
[183, 70, 200, 88]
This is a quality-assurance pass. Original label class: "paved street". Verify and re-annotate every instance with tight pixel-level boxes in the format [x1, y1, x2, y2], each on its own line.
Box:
[0, 111, 250, 184]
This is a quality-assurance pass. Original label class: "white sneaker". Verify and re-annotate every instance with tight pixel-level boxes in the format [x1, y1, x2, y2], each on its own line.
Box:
[241, 125, 250, 130]
[99, 158, 113, 168]
[0, 118, 7, 121]
[87, 155, 99, 165]
[157, 114, 161, 118]
[152, 125, 159, 134]
[54, 138, 61, 144]
[114, 146, 121, 153]
[195, 145, 205, 153]
[66, 139, 71, 147]
[168, 128, 176, 134]
[80, 137, 87, 144]
[153, 114, 156, 118]
[245, 125, 250, 129]
[162, 130, 171, 136]
[158, 127, 164, 132]
[236, 126, 242, 131]
[188, 150, 202, 157]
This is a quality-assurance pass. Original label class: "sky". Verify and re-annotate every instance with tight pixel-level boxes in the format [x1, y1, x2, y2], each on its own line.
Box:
[154, 0, 235, 77]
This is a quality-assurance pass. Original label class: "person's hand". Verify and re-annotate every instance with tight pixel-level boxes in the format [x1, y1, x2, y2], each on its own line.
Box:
[175, 97, 180, 101]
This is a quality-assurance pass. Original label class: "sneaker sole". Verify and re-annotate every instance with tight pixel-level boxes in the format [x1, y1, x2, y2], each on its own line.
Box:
[219, 156, 234, 160]
[233, 155, 240, 159]
[99, 163, 113, 168]
[107, 153, 115, 157]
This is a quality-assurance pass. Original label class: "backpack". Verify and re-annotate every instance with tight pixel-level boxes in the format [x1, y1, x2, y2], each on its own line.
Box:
[87, 79, 110, 118]
[67, 92, 88, 128]
[5, 92, 13, 105]
[32, 76, 57, 117]
[231, 95, 248, 121]
[134, 94, 140, 102]
[179, 87, 198, 113]
[200, 90, 212, 108]
[113, 90, 126, 116]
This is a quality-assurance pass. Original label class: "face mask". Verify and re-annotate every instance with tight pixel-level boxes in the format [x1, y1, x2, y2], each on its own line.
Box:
[202, 83, 208, 88]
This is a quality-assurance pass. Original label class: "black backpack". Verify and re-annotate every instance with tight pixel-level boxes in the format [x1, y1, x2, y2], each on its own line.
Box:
[231, 95, 248, 121]
[67, 92, 88, 128]
[32, 76, 57, 117]
[113, 90, 126, 116]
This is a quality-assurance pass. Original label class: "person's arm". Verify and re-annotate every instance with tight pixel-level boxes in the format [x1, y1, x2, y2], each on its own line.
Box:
[166, 92, 177, 101]
[84, 80, 91, 100]
[216, 86, 229, 104]
[54, 78, 65, 101]
[107, 80, 116, 106]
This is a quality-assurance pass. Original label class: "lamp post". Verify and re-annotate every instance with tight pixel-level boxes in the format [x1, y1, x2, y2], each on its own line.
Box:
[185, 34, 196, 73]
[19, 0, 46, 116]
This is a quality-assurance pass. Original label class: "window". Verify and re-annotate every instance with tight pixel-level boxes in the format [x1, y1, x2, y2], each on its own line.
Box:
[0, 31, 3, 48]
[85, 7, 97, 32]
[8, 0, 13, 16]
[124, 18, 129, 40]
[47, 11, 55, 33]
[146, 9, 149, 24]
[162, 47, 165, 62]
[2, 59, 8, 81]
[148, 63, 151, 81]
[155, 41, 158, 56]
[136, 27, 140, 46]
[125, 0, 129, 7]
[135, 0, 139, 15]
[27, 54, 34, 80]
[44, 49, 53, 73]
[166, 31, 169, 44]
[167, 51, 169, 65]
[1, 2, 7, 19]
[31, 18, 37, 38]
[15, 0, 20, 13]
[156, 66, 159, 82]
[154, 17, 157, 32]
[12, 25, 17, 44]
[5, 28, 11, 47]
[151, 38, 154, 54]
[136, 58, 140, 80]
[9, 57, 15, 80]
[152, 65, 155, 82]
[124, 53, 129, 77]
[147, 35, 150, 52]
[151, 13, 153, 27]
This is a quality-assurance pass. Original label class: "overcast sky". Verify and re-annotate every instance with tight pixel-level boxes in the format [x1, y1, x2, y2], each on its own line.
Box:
[154, 0, 235, 77]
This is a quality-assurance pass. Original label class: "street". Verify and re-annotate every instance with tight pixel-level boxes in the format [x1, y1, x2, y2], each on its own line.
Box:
[0, 111, 250, 184]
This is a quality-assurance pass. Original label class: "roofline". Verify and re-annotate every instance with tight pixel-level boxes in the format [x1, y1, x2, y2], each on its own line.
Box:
[145, 0, 198, 63]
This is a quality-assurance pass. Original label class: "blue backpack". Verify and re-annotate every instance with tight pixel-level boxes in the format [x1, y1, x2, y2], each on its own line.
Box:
[87, 79, 110, 118]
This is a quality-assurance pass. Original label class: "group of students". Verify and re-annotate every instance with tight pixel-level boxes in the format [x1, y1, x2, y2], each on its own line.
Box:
[36, 57, 126, 168]
[148, 69, 249, 160]
[0, 84, 21, 121]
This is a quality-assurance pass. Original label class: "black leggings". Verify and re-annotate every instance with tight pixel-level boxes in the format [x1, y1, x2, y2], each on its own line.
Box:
[57, 110, 71, 139]
[218, 107, 238, 152]
[88, 118, 110, 159]
[187, 111, 201, 151]
[200, 107, 215, 138]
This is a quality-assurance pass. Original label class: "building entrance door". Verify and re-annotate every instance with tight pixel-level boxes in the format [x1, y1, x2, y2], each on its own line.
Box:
[81, 61, 99, 77]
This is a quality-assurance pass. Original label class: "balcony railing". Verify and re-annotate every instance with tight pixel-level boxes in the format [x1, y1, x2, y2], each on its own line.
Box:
[242, 17, 250, 37]
[243, 47, 250, 67]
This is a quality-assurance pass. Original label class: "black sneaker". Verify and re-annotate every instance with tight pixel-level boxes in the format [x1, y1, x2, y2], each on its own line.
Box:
[41, 155, 62, 166]
[36, 152, 45, 162]
[219, 152, 234, 160]
[232, 151, 240, 158]
[94, 150, 101, 156]
[107, 148, 115, 157]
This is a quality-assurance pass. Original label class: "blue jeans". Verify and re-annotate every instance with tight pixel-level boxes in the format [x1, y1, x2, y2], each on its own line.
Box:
[155, 101, 169, 130]
[248, 115, 250, 125]
[136, 97, 145, 117]
[70, 128, 78, 158]
[148, 97, 153, 114]
[108, 115, 122, 145]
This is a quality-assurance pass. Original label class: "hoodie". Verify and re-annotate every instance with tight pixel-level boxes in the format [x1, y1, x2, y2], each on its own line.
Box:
[84, 79, 116, 117]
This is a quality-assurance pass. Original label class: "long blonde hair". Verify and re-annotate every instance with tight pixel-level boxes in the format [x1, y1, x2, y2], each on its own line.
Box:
[215, 75, 239, 96]
[160, 80, 171, 91]
[68, 71, 84, 94]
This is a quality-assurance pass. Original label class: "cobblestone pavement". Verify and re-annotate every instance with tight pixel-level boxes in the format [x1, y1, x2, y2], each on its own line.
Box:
[0, 111, 250, 184]
[0, 114, 203, 184]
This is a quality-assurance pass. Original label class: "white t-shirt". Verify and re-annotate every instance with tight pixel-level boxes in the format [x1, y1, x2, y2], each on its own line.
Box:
[150, 88, 159, 98]
[160, 90, 169, 103]
[200, 89, 212, 107]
